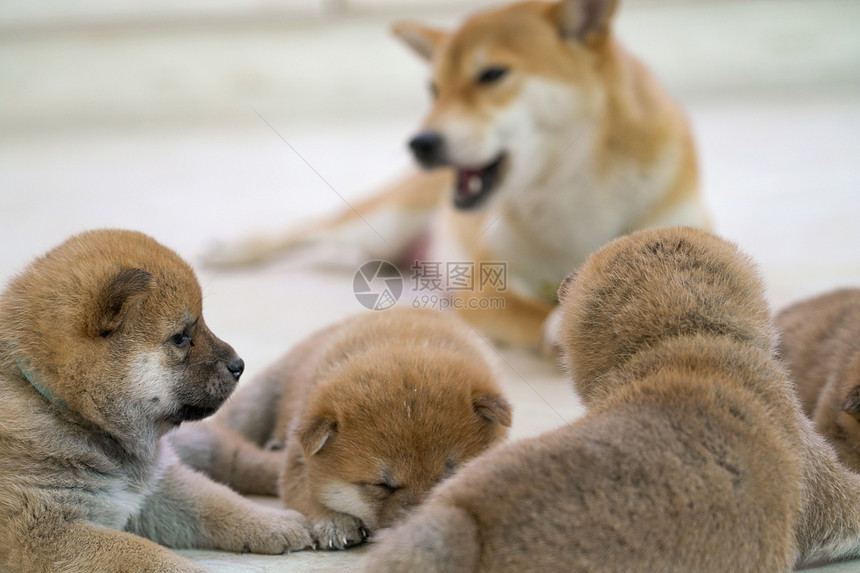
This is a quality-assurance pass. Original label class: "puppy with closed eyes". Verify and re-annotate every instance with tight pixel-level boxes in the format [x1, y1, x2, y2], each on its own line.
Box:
[776, 289, 860, 472]
[0, 230, 311, 573]
[171, 308, 512, 551]
[363, 227, 860, 572]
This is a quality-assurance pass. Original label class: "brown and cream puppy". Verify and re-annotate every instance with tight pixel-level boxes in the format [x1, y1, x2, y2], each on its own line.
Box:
[0, 230, 311, 573]
[777, 289, 860, 471]
[171, 308, 512, 551]
[363, 227, 860, 573]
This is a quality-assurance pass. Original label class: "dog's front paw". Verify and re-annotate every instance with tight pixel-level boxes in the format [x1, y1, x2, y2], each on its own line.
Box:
[227, 507, 313, 555]
[313, 511, 370, 550]
[199, 236, 278, 269]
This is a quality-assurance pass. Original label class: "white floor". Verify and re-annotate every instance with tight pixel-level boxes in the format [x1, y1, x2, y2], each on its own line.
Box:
[1, 0, 859, 571]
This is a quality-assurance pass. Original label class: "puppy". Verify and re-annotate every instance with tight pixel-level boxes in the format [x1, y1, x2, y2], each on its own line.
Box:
[777, 289, 860, 472]
[363, 227, 860, 572]
[0, 230, 311, 573]
[171, 308, 512, 551]
[204, 0, 710, 350]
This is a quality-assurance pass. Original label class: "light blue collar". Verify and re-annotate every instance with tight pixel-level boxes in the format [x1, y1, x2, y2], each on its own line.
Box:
[17, 358, 67, 408]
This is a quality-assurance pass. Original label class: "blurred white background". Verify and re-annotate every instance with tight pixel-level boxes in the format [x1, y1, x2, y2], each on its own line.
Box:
[1, 1, 859, 570]
[1, 0, 858, 301]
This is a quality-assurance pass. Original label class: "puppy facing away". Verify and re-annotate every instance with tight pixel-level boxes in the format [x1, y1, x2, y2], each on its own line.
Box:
[363, 227, 860, 572]
[204, 0, 710, 349]
[0, 230, 311, 573]
[171, 308, 512, 550]
[777, 289, 860, 472]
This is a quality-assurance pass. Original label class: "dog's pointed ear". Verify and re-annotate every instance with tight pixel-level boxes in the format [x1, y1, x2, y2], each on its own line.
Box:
[473, 392, 512, 427]
[842, 386, 860, 422]
[89, 268, 156, 337]
[551, 0, 618, 45]
[297, 415, 338, 456]
[392, 20, 447, 61]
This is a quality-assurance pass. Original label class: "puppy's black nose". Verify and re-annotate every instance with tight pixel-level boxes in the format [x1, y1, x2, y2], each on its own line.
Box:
[408, 131, 444, 167]
[227, 358, 244, 380]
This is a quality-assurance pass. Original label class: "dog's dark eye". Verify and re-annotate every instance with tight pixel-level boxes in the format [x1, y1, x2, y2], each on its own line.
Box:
[476, 66, 509, 85]
[374, 483, 399, 495]
[361, 482, 399, 496]
[171, 332, 191, 348]
[429, 82, 438, 99]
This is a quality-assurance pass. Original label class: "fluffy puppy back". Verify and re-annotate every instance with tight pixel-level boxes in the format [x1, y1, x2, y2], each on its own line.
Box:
[776, 288, 860, 417]
[559, 226, 773, 405]
[775, 288, 860, 474]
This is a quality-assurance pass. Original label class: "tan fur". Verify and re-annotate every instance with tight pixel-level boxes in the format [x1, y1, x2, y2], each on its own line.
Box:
[171, 308, 511, 551]
[363, 227, 860, 572]
[0, 230, 312, 573]
[203, 0, 710, 350]
[777, 289, 860, 472]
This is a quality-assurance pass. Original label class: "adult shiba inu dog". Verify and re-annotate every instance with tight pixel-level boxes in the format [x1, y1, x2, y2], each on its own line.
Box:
[170, 309, 511, 551]
[777, 289, 860, 473]
[204, 0, 710, 349]
[363, 228, 860, 572]
[0, 230, 311, 573]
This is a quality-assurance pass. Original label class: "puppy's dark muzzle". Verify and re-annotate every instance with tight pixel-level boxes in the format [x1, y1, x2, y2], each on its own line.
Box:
[408, 131, 446, 168]
[175, 373, 236, 422]
[176, 402, 221, 422]
[173, 353, 243, 424]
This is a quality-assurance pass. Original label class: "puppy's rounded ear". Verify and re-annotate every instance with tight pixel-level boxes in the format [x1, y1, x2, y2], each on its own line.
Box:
[473, 392, 512, 427]
[392, 21, 448, 61]
[550, 0, 618, 45]
[557, 270, 578, 303]
[90, 268, 156, 337]
[297, 415, 338, 457]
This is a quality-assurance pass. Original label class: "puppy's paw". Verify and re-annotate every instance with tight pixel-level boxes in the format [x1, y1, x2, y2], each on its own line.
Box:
[228, 508, 313, 555]
[313, 511, 369, 550]
[199, 236, 279, 269]
[539, 306, 564, 362]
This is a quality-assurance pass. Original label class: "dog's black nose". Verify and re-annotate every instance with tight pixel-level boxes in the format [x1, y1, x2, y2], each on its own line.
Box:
[227, 358, 244, 380]
[408, 131, 444, 166]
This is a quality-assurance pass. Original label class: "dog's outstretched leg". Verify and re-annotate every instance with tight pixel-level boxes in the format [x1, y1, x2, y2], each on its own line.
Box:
[202, 169, 451, 269]
[168, 422, 282, 496]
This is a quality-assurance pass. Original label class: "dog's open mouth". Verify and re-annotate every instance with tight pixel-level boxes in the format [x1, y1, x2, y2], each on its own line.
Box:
[453, 154, 506, 210]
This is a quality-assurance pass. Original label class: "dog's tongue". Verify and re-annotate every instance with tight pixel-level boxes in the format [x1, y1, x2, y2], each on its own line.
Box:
[456, 167, 487, 198]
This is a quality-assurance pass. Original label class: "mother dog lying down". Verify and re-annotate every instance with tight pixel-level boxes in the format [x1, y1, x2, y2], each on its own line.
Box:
[0, 230, 311, 573]
[205, 0, 710, 350]
[365, 227, 860, 572]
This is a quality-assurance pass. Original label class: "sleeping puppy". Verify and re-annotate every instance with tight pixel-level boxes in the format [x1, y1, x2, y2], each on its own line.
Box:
[363, 227, 860, 572]
[0, 230, 311, 573]
[776, 289, 860, 472]
[171, 308, 512, 551]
